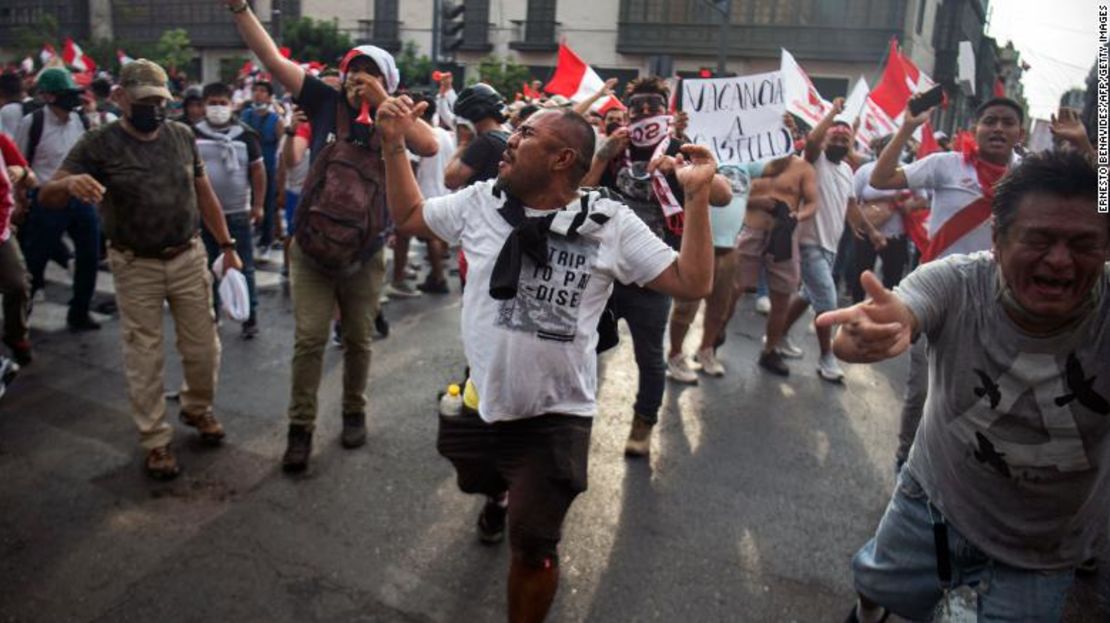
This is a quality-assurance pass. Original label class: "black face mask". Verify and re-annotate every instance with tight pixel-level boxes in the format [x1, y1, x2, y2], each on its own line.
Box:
[53, 90, 83, 111]
[129, 103, 165, 133]
[825, 145, 848, 162]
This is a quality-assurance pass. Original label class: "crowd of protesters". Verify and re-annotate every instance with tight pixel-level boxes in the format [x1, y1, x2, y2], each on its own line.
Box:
[0, 1, 1105, 620]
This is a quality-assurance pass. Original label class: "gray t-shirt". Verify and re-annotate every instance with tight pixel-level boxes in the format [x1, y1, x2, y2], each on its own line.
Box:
[898, 252, 1110, 570]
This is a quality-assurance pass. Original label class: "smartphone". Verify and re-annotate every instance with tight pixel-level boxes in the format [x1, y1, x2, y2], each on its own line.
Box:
[909, 85, 944, 116]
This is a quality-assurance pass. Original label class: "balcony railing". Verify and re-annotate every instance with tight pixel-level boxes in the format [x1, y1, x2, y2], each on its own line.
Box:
[112, 0, 241, 47]
[0, 0, 88, 43]
[617, 0, 906, 62]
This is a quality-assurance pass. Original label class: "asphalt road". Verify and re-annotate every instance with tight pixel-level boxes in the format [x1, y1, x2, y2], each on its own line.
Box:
[0, 255, 1106, 622]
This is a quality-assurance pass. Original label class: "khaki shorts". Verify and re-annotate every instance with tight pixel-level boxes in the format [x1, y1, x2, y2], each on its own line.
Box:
[734, 226, 800, 294]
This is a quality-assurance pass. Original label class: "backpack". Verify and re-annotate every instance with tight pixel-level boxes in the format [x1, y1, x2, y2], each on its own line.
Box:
[25, 106, 90, 166]
[293, 101, 387, 274]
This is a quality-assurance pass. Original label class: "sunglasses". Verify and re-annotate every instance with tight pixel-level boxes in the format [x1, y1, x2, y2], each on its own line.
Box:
[627, 94, 666, 114]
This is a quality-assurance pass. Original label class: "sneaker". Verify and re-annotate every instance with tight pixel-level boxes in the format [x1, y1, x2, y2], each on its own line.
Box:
[694, 347, 725, 377]
[144, 445, 181, 480]
[340, 412, 366, 448]
[385, 281, 421, 299]
[240, 319, 259, 340]
[331, 322, 344, 348]
[817, 353, 845, 383]
[282, 425, 313, 473]
[477, 495, 507, 544]
[758, 350, 790, 376]
[256, 246, 273, 263]
[754, 295, 771, 315]
[417, 276, 450, 295]
[0, 357, 19, 400]
[4, 338, 32, 366]
[374, 312, 390, 338]
[67, 314, 102, 332]
[843, 604, 889, 623]
[32, 289, 46, 304]
[666, 353, 699, 384]
[763, 335, 804, 359]
[624, 415, 653, 458]
[179, 410, 226, 445]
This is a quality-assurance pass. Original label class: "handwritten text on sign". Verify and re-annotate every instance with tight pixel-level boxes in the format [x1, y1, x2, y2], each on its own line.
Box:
[682, 71, 792, 164]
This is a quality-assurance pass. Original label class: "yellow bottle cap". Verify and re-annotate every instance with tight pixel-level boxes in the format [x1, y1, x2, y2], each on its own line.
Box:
[447, 383, 461, 397]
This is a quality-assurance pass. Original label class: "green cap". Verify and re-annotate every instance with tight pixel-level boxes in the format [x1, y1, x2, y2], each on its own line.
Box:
[36, 68, 79, 94]
[120, 58, 172, 101]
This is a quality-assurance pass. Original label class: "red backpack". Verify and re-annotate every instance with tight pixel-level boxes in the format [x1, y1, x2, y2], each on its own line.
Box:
[294, 101, 387, 273]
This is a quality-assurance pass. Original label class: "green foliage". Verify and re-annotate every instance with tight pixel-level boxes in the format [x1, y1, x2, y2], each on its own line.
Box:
[282, 17, 353, 66]
[474, 55, 532, 101]
[155, 29, 195, 72]
[395, 42, 434, 88]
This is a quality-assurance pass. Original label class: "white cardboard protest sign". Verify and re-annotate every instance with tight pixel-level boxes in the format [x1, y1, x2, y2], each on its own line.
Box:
[682, 71, 792, 165]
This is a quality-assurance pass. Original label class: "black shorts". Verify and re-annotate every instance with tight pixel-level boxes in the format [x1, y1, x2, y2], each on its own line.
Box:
[437, 412, 592, 566]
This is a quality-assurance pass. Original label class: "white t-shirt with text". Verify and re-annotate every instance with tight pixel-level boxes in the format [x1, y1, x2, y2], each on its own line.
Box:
[423, 180, 677, 422]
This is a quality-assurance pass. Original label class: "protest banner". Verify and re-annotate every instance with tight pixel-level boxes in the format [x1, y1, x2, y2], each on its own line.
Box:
[681, 70, 792, 164]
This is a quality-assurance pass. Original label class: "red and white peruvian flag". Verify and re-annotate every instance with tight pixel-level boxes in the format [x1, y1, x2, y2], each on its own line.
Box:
[40, 43, 57, 66]
[117, 49, 134, 67]
[544, 43, 623, 113]
[62, 38, 96, 74]
[858, 39, 936, 146]
[781, 48, 831, 127]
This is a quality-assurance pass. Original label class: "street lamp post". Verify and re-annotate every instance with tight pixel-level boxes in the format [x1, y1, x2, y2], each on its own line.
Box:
[701, 0, 731, 75]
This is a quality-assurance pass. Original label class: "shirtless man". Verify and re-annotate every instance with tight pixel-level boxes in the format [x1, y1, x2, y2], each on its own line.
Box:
[726, 153, 818, 375]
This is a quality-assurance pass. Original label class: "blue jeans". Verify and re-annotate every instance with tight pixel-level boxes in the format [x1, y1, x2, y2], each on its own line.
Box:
[852, 468, 1075, 621]
[201, 212, 256, 323]
[22, 193, 100, 320]
[284, 189, 301, 236]
[798, 243, 838, 314]
[610, 283, 671, 423]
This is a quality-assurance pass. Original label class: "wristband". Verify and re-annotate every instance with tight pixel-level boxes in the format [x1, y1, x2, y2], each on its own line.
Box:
[220, 237, 237, 250]
[284, 127, 296, 137]
[229, 1, 249, 14]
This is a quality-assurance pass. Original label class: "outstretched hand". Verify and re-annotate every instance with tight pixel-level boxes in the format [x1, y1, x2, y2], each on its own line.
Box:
[1050, 107, 1092, 152]
[376, 95, 429, 144]
[815, 271, 915, 363]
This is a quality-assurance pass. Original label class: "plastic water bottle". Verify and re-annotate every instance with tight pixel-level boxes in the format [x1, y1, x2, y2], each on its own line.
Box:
[439, 383, 463, 417]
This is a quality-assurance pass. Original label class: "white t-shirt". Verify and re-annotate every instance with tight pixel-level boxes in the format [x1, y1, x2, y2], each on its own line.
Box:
[14, 108, 87, 180]
[414, 126, 455, 200]
[0, 101, 25, 138]
[853, 160, 929, 238]
[902, 151, 1019, 260]
[798, 152, 853, 253]
[423, 180, 677, 422]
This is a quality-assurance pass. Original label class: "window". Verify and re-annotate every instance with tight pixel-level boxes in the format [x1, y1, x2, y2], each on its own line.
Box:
[372, 0, 400, 49]
[524, 0, 557, 45]
[461, 0, 493, 51]
[916, 0, 928, 35]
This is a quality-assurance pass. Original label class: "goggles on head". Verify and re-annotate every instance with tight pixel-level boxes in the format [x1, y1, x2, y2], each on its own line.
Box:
[627, 93, 667, 115]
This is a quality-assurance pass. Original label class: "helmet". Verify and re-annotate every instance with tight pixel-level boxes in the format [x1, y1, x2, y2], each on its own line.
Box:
[453, 83, 507, 123]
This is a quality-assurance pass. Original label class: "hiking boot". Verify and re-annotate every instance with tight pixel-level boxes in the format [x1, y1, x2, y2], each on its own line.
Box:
[4, 338, 32, 366]
[477, 495, 507, 544]
[666, 353, 698, 384]
[145, 445, 181, 480]
[341, 412, 367, 448]
[758, 350, 790, 377]
[624, 415, 653, 458]
[67, 314, 101, 332]
[694, 346, 725, 377]
[385, 281, 421, 299]
[817, 352, 845, 383]
[180, 410, 225, 445]
[282, 425, 313, 473]
[417, 276, 450, 295]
